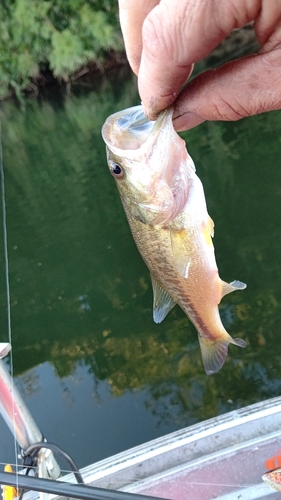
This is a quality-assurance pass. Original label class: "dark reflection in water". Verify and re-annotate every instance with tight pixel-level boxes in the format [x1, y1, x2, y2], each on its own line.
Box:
[0, 68, 281, 469]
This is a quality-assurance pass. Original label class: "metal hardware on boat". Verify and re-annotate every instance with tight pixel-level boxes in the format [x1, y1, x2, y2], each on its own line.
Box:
[23, 442, 84, 484]
[0, 354, 60, 481]
[0, 353, 42, 450]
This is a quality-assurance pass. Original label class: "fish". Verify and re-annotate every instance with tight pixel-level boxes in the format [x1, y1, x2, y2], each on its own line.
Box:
[101, 105, 247, 375]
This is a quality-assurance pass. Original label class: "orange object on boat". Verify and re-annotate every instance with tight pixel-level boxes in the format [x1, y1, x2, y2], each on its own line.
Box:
[265, 452, 281, 470]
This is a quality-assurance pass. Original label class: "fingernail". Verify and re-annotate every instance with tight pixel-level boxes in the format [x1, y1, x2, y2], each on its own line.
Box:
[141, 102, 158, 121]
[147, 110, 159, 121]
[173, 111, 205, 131]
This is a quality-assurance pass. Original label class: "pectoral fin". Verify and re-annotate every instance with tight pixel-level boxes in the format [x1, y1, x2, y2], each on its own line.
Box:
[170, 228, 191, 278]
[151, 275, 176, 323]
[221, 279, 247, 298]
[198, 335, 247, 375]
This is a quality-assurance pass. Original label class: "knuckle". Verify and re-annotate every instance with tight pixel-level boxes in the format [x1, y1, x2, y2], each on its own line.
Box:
[142, 12, 169, 58]
[142, 8, 198, 65]
[262, 46, 281, 68]
[211, 93, 246, 120]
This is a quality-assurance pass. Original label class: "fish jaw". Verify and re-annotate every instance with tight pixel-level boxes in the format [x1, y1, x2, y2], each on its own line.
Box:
[102, 105, 195, 226]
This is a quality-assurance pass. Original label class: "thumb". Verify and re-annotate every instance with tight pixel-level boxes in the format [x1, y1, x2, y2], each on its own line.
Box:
[173, 49, 281, 131]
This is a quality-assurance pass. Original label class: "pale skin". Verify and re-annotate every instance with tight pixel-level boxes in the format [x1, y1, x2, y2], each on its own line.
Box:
[118, 0, 281, 131]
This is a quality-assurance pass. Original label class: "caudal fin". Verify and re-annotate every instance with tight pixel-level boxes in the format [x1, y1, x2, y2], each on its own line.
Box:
[198, 335, 247, 375]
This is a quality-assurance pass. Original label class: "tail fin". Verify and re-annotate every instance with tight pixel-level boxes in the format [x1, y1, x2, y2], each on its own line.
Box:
[198, 335, 247, 375]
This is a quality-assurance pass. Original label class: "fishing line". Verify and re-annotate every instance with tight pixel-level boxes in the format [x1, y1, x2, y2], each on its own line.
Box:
[0, 123, 19, 489]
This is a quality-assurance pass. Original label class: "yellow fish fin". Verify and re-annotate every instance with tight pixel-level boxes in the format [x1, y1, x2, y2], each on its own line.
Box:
[170, 227, 191, 278]
[221, 279, 247, 298]
[151, 275, 177, 323]
[198, 335, 247, 375]
[208, 216, 214, 238]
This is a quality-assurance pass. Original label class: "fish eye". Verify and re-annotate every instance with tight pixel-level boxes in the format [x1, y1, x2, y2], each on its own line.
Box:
[109, 161, 124, 179]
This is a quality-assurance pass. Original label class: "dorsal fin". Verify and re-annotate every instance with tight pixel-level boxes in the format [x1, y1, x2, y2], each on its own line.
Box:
[151, 275, 176, 323]
[221, 279, 247, 298]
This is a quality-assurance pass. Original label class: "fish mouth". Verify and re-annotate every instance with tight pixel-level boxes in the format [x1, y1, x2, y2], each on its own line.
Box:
[117, 107, 151, 137]
[102, 105, 171, 153]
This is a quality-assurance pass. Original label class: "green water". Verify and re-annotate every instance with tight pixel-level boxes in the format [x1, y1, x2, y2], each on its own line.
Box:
[0, 68, 281, 469]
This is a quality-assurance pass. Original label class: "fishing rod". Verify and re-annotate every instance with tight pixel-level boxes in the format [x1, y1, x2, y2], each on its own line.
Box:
[0, 471, 167, 500]
[0, 343, 61, 482]
[0, 345, 167, 500]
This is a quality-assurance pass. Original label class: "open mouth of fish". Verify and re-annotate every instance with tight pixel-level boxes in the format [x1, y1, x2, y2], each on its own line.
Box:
[102, 105, 170, 153]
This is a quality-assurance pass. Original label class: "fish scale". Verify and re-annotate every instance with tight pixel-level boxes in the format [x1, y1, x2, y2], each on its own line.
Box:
[127, 211, 221, 338]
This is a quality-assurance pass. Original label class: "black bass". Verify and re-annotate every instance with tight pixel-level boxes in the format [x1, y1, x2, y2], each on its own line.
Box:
[102, 105, 247, 375]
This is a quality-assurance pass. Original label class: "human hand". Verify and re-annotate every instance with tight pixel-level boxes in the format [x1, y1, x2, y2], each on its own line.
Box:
[118, 0, 281, 130]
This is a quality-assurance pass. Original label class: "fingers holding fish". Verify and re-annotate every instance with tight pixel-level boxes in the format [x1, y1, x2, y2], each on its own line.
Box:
[135, 0, 263, 120]
[120, 0, 281, 127]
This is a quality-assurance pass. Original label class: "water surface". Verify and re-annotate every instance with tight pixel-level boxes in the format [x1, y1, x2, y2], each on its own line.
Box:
[0, 70, 281, 471]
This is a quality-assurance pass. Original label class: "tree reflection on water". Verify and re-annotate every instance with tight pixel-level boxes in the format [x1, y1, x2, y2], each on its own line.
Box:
[0, 69, 281, 435]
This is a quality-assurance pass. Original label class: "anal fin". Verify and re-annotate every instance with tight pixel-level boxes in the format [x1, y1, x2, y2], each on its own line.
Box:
[151, 275, 176, 323]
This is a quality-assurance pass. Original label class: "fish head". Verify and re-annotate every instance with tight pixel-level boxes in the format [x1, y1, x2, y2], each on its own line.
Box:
[102, 105, 195, 226]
